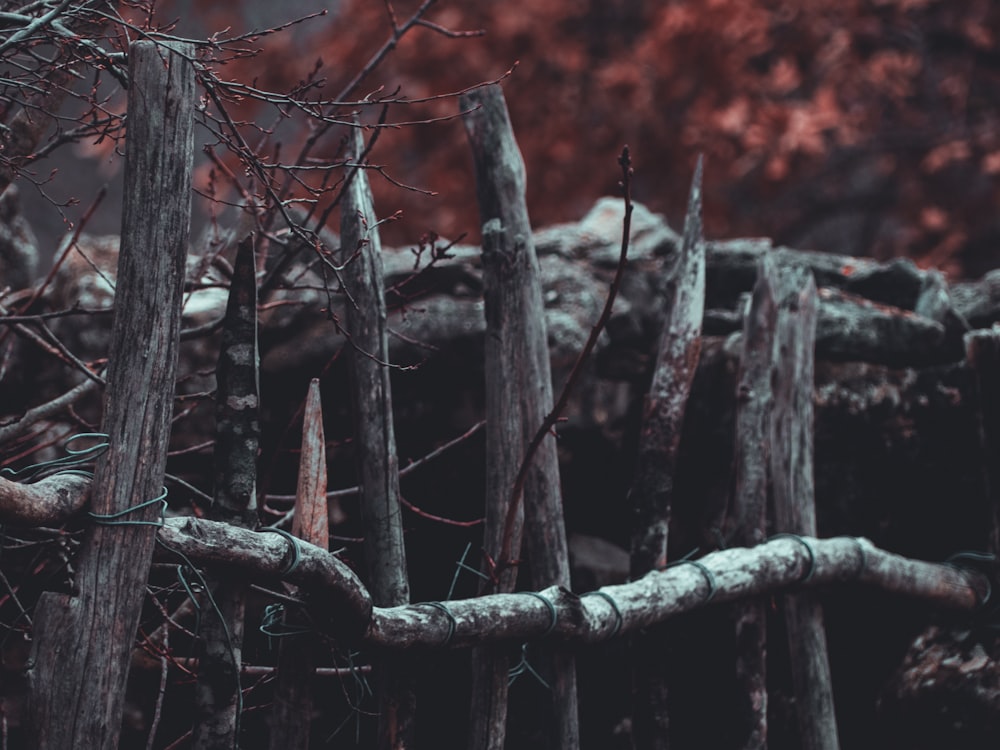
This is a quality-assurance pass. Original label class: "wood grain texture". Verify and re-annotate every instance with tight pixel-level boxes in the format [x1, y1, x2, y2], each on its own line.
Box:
[362, 536, 985, 649]
[269, 378, 328, 750]
[770, 265, 840, 750]
[461, 83, 578, 750]
[729, 255, 779, 750]
[26, 40, 195, 750]
[192, 234, 260, 750]
[340, 122, 414, 750]
[292, 378, 329, 544]
[341, 125, 408, 608]
[0, 472, 91, 524]
[630, 156, 705, 577]
[629, 159, 704, 750]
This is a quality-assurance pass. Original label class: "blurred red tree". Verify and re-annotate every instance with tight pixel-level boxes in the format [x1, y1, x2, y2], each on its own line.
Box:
[255, 0, 1000, 277]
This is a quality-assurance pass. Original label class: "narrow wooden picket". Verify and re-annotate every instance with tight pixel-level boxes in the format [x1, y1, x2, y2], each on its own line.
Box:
[461, 83, 579, 750]
[270, 379, 328, 748]
[629, 159, 705, 750]
[192, 235, 260, 749]
[770, 265, 840, 750]
[341, 122, 415, 749]
[729, 255, 779, 750]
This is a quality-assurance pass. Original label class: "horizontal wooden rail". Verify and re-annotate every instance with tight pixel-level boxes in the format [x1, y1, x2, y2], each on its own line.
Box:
[1, 475, 989, 650]
[155, 517, 986, 649]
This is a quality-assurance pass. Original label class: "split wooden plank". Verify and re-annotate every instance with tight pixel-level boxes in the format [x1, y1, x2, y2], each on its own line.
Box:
[191, 234, 261, 750]
[461, 82, 578, 750]
[269, 378, 328, 749]
[630, 156, 705, 576]
[770, 265, 840, 750]
[25, 40, 195, 750]
[629, 158, 705, 750]
[729, 254, 779, 750]
[340, 122, 414, 749]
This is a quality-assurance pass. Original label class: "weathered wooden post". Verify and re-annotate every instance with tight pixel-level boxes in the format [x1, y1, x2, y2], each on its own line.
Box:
[341, 122, 414, 749]
[461, 83, 578, 750]
[729, 255, 778, 750]
[192, 235, 260, 749]
[26, 40, 195, 749]
[468, 217, 529, 749]
[770, 265, 840, 750]
[629, 159, 705, 750]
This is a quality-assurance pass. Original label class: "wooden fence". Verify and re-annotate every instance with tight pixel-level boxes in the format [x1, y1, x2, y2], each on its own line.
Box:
[0, 40, 997, 750]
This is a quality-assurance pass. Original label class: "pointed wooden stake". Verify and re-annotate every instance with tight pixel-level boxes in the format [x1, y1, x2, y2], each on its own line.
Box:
[462, 83, 579, 750]
[293, 379, 328, 544]
[630, 157, 705, 750]
[192, 234, 260, 750]
[341, 121, 414, 750]
[270, 378, 328, 749]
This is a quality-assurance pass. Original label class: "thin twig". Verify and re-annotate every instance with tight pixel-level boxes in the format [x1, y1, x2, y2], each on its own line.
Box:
[0, 375, 101, 447]
[495, 146, 634, 571]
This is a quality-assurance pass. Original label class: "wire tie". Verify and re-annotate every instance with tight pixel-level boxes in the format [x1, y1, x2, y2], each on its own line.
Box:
[419, 601, 457, 647]
[446, 542, 474, 600]
[666, 558, 717, 603]
[157, 535, 242, 730]
[259, 603, 311, 645]
[522, 592, 557, 637]
[771, 533, 816, 583]
[259, 528, 302, 576]
[175, 563, 202, 634]
[508, 642, 550, 689]
[88, 486, 168, 527]
[582, 590, 623, 639]
[2, 432, 109, 482]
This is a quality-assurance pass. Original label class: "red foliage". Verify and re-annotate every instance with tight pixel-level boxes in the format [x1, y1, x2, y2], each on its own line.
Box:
[259, 0, 996, 278]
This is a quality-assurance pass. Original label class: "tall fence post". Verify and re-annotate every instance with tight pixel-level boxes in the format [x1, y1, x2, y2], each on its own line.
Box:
[192, 235, 260, 749]
[629, 159, 705, 750]
[341, 122, 414, 749]
[25, 40, 195, 749]
[461, 83, 579, 750]
[770, 265, 840, 750]
[468, 217, 529, 749]
[729, 254, 779, 750]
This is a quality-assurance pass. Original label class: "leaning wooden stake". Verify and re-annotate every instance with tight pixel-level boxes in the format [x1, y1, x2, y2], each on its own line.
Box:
[26, 40, 195, 749]
[192, 235, 261, 749]
[269, 378, 328, 749]
[341, 122, 414, 749]
[462, 83, 578, 750]
[630, 157, 705, 576]
[770, 266, 840, 750]
[629, 158, 705, 750]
